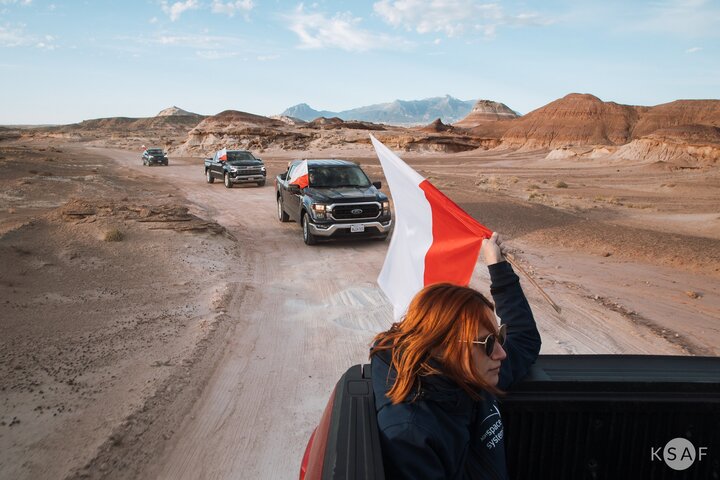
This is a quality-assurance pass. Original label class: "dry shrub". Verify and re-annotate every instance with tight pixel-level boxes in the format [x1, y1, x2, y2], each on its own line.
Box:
[104, 228, 124, 242]
[527, 184, 540, 190]
[555, 181, 568, 188]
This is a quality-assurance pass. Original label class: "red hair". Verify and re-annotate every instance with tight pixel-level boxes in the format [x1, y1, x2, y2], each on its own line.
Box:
[371, 283, 501, 404]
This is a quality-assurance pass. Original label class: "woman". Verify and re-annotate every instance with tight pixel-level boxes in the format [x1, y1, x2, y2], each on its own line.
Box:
[370, 232, 541, 479]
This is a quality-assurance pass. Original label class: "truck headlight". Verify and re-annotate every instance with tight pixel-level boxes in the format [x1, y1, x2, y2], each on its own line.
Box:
[312, 203, 327, 219]
[382, 201, 390, 215]
[261, 166, 266, 172]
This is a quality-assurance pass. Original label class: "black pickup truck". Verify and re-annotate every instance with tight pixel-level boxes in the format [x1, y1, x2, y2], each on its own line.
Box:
[275, 159, 392, 245]
[142, 147, 168, 166]
[204, 149, 266, 188]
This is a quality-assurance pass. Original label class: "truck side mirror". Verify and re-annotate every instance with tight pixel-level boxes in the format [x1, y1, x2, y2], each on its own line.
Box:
[279, 172, 287, 180]
[288, 184, 301, 194]
[372, 181, 382, 189]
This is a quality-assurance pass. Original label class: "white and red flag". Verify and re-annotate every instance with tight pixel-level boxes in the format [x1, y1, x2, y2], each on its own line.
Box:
[288, 159, 310, 189]
[370, 135, 493, 319]
[217, 148, 228, 161]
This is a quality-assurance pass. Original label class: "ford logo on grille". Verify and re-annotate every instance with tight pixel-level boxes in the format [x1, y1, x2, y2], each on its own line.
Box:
[351, 208, 363, 214]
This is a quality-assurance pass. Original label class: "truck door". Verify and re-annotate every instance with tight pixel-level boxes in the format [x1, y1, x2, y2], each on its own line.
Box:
[284, 163, 304, 222]
[211, 152, 222, 178]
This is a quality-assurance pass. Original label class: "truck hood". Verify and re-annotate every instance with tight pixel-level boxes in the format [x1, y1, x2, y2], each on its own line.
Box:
[305, 186, 387, 203]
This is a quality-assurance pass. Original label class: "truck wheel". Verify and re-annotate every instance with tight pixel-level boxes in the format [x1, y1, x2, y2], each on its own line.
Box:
[302, 213, 317, 245]
[224, 173, 233, 188]
[206, 169, 214, 183]
[257, 180, 266, 187]
[277, 196, 289, 223]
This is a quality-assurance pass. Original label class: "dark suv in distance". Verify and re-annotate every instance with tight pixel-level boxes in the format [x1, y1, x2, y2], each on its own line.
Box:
[142, 148, 168, 166]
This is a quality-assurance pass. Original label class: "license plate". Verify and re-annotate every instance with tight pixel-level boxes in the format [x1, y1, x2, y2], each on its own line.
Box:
[350, 224, 365, 233]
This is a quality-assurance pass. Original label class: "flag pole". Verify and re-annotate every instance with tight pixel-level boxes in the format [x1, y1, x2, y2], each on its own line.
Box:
[505, 253, 562, 314]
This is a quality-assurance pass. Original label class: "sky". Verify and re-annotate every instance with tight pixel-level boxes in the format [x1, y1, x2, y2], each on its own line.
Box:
[1, 0, 718, 124]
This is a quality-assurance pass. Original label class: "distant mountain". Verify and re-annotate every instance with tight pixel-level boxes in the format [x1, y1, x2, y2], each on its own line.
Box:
[281, 103, 336, 121]
[156, 106, 201, 117]
[281, 95, 477, 125]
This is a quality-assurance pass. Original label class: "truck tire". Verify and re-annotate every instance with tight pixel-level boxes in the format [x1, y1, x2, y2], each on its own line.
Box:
[224, 173, 233, 188]
[277, 196, 289, 223]
[257, 180, 266, 187]
[302, 212, 317, 245]
[206, 169, 214, 183]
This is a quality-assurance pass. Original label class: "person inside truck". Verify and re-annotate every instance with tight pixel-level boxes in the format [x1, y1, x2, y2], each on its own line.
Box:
[370, 232, 541, 479]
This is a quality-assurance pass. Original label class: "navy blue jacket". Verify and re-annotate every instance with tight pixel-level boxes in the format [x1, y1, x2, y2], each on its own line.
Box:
[371, 261, 541, 479]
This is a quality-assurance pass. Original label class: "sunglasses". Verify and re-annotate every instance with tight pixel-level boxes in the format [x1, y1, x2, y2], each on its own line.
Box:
[467, 324, 507, 356]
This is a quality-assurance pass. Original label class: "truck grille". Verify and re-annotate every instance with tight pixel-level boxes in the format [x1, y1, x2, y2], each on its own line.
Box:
[331, 203, 380, 220]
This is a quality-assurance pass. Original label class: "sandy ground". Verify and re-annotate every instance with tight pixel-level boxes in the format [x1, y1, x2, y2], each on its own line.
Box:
[1, 139, 718, 479]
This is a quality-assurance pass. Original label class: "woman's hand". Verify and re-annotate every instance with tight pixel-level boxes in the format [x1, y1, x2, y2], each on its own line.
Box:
[481, 232, 508, 266]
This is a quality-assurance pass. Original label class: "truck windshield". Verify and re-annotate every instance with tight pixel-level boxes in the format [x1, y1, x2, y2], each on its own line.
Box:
[147, 149, 164, 154]
[227, 151, 255, 162]
[309, 166, 371, 188]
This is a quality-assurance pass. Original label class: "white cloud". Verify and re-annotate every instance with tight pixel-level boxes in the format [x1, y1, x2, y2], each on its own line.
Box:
[287, 4, 411, 52]
[161, 0, 200, 22]
[0, 0, 33, 5]
[685, 46, 702, 53]
[0, 24, 56, 48]
[149, 17, 159, 24]
[211, 0, 254, 17]
[257, 54, 279, 61]
[373, 0, 549, 38]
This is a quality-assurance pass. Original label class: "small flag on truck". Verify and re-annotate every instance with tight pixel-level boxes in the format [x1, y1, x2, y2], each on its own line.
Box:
[289, 159, 309, 189]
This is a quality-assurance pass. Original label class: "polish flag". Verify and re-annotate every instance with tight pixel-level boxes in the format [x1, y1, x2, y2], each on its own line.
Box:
[370, 135, 493, 319]
[217, 148, 228, 162]
[288, 159, 310, 189]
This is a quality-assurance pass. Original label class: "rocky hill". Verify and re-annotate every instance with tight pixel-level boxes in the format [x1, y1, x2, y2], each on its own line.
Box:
[462, 94, 719, 165]
[453, 100, 519, 128]
[24, 109, 206, 150]
[156, 106, 202, 117]
[174, 110, 495, 155]
[613, 124, 720, 166]
[630, 100, 720, 138]
[495, 93, 643, 149]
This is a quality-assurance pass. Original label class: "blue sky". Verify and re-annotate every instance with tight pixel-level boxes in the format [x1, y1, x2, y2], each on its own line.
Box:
[1, 0, 718, 124]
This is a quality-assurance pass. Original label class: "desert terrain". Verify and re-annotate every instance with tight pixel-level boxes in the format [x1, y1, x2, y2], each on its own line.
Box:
[1, 96, 719, 479]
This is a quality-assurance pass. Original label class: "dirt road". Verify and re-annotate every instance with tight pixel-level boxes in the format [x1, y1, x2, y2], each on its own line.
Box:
[2, 143, 718, 479]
